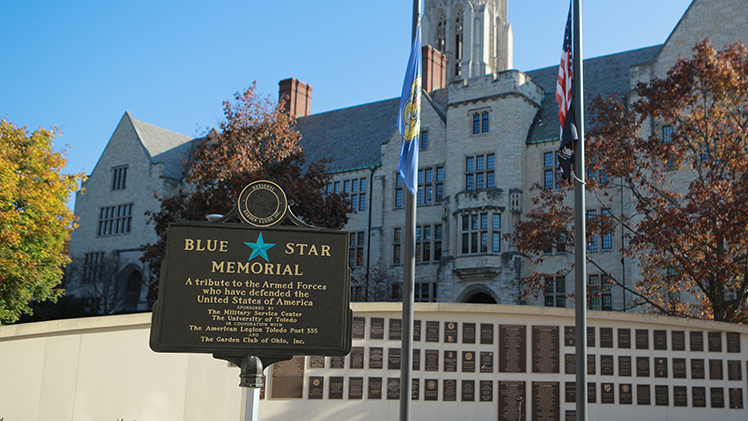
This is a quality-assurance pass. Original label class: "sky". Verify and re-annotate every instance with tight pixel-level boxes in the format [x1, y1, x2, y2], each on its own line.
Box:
[2, 0, 694, 206]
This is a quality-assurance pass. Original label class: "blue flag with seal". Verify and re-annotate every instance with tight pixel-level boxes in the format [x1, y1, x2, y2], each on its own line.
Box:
[397, 23, 422, 195]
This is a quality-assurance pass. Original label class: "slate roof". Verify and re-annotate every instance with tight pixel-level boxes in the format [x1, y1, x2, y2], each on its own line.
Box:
[524, 45, 662, 144]
[130, 114, 195, 179]
[294, 98, 401, 173]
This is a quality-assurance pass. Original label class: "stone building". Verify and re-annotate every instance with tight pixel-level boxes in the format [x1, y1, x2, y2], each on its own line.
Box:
[66, 0, 748, 313]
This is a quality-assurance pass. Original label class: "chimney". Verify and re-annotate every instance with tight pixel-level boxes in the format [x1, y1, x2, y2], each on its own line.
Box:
[278, 78, 313, 118]
[421, 46, 446, 93]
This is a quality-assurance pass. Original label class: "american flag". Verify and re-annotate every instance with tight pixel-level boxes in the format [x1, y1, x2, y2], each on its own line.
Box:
[556, 4, 576, 181]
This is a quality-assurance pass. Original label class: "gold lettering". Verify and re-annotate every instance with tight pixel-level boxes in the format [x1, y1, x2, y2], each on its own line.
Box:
[211, 261, 224, 272]
[184, 239, 194, 250]
[285, 243, 295, 254]
[308, 244, 318, 256]
[220, 241, 228, 252]
[321, 245, 331, 256]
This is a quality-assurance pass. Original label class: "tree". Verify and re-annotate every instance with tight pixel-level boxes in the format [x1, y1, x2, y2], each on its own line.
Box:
[142, 83, 350, 304]
[509, 40, 748, 323]
[0, 119, 84, 324]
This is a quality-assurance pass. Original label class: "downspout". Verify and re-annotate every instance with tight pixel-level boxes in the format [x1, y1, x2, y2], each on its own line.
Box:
[364, 165, 377, 302]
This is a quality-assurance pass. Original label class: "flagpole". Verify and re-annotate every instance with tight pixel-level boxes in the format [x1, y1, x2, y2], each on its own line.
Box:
[572, 0, 588, 420]
[399, 2, 420, 421]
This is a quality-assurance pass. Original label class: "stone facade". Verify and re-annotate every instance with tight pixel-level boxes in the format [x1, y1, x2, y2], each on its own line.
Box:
[67, 0, 748, 313]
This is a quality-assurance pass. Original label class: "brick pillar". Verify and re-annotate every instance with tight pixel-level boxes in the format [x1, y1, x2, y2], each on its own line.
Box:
[422, 46, 446, 93]
[278, 78, 313, 117]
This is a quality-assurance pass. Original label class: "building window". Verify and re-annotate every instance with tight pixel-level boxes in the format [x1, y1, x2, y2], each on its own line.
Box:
[544, 276, 566, 308]
[111, 166, 127, 190]
[420, 130, 429, 150]
[393, 228, 402, 264]
[586, 209, 598, 251]
[349, 231, 365, 267]
[97, 204, 133, 236]
[417, 166, 445, 205]
[416, 282, 437, 302]
[344, 178, 367, 212]
[472, 112, 489, 134]
[351, 285, 364, 302]
[601, 209, 613, 250]
[461, 211, 502, 254]
[395, 175, 403, 207]
[416, 224, 443, 263]
[436, 12, 446, 52]
[543, 151, 562, 189]
[83, 251, 105, 283]
[589, 274, 612, 311]
[465, 153, 495, 190]
[454, 9, 463, 60]
[662, 125, 675, 169]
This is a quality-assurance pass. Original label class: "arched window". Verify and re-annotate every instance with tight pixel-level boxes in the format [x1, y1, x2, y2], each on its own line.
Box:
[124, 270, 142, 311]
[436, 12, 446, 52]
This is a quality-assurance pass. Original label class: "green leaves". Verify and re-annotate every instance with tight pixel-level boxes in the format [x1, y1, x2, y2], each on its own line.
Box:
[0, 119, 85, 324]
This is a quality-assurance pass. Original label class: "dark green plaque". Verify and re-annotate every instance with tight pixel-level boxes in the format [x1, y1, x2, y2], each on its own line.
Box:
[411, 378, 420, 400]
[691, 358, 705, 379]
[727, 332, 740, 353]
[587, 354, 596, 376]
[349, 346, 364, 369]
[308, 376, 324, 399]
[565, 382, 575, 403]
[480, 380, 493, 402]
[692, 386, 706, 407]
[531, 381, 558, 421]
[637, 384, 651, 405]
[499, 324, 527, 373]
[729, 388, 744, 409]
[348, 377, 363, 399]
[711, 387, 724, 408]
[424, 379, 438, 401]
[653, 330, 667, 350]
[498, 381, 524, 420]
[462, 380, 475, 401]
[462, 351, 475, 372]
[601, 383, 614, 404]
[600, 355, 614, 376]
[728, 360, 742, 381]
[673, 385, 688, 407]
[636, 356, 650, 377]
[619, 356, 632, 377]
[149, 221, 352, 358]
[672, 330, 686, 351]
[655, 385, 668, 406]
[370, 318, 384, 340]
[309, 356, 325, 368]
[564, 354, 575, 375]
[413, 320, 421, 341]
[387, 378, 400, 400]
[672, 358, 687, 378]
[387, 348, 401, 370]
[388, 318, 402, 341]
[587, 382, 596, 404]
[330, 355, 345, 369]
[425, 321, 440, 342]
[480, 351, 493, 373]
[635, 329, 649, 350]
[619, 384, 632, 405]
[368, 377, 382, 400]
[618, 328, 631, 349]
[708, 331, 722, 352]
[463, 322, 476, 344]
[444, 321, 458, 343]
[425, 349, 439, 371]
[654, 357, 668, 378]
[564, 326, 575, 347]
[690, 331, 704, 352]
[709, 359, 723, 380]
[443, 379, 457, 402]
[443, 350, 457, 372]
[480, 323, 494, 344]
[352, 317, 365, 339]
[599, 327, 613, 348]
[328, 376, 343, 399]
[532, 325, 560, 374]
[587, 327, 595, 347]
[413, 348, 420, 371]
[369, 347, 383, 369]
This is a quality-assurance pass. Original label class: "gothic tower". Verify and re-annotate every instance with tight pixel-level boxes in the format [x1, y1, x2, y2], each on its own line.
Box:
[422, 0, 513, 83]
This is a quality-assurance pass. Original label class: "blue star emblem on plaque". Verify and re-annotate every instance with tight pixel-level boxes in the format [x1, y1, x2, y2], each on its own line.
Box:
[244, 233, 275, 262]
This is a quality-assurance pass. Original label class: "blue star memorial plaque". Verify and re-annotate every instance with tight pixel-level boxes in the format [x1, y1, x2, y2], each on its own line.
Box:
[150, 180, 352, 369]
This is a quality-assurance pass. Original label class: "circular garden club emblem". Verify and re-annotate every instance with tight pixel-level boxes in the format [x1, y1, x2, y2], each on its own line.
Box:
[237, 180, 288, 227]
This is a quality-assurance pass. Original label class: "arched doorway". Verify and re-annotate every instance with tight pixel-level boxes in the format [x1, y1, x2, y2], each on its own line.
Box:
[465, 291, 497, 304]
[123, 269, 142, 311]
[457, 284, 499, 304]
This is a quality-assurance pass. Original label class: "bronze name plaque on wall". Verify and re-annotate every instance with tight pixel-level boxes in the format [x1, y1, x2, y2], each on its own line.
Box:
[150, 222, 352, 357]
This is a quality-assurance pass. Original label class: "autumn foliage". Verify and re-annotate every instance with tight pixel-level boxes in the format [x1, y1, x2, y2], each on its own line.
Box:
[142, 83, 349, 304]
[0, 119, 84, 324]
[510, 40, 748, 323]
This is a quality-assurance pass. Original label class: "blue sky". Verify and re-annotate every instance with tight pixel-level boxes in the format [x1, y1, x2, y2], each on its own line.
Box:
[2, 0, 693, 200]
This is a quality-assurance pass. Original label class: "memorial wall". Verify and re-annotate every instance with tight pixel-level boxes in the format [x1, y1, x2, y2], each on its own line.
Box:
[1, 303, 747, 421]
